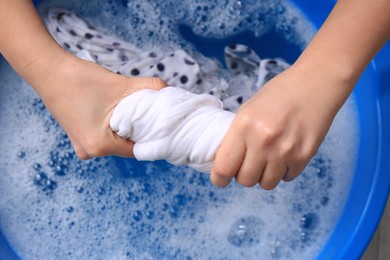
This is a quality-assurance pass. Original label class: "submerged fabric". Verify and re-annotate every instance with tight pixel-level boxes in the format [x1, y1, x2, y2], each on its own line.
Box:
[47, 9, 289, 172]
[46, 9, 290, 111]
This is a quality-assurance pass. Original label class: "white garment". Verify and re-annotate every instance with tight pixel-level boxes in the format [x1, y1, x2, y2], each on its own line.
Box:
[110, 87, 235, 173]
[77, 49, 235, 173]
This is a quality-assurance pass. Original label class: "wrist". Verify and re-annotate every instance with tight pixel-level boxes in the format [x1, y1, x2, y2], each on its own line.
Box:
[21, 46, 71, 97]
[295, 51, 360, 91]
[292, 53, 358, 113]
[280, 63, 350, 120]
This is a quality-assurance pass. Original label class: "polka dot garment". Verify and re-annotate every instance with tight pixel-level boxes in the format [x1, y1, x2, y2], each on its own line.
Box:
[45, 8, 290, 113]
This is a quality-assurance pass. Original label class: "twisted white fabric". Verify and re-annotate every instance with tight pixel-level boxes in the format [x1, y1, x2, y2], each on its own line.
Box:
[110, 87, 235, 173]
[76, 50, 235, 172]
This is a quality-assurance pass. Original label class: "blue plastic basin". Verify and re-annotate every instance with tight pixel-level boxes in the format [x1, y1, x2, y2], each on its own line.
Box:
[1, 0, 389, 259]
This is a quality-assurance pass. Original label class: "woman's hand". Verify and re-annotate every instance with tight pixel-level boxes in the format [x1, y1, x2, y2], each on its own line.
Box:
[0, 0, 166, 159]
[211, 0, 390, 190]
[33, 52, 166, 159]
[210, 65, 339, 189]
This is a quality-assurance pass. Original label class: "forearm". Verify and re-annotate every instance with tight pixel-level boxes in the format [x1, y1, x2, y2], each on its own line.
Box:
[0, 0, 67, 91]
[295, 0, 390, 112]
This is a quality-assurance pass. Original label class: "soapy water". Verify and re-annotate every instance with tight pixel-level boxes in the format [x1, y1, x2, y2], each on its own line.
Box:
[0, 0, 359, 259]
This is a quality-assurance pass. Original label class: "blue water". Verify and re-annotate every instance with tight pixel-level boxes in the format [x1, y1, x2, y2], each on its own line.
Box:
[0, 0, 359, 259]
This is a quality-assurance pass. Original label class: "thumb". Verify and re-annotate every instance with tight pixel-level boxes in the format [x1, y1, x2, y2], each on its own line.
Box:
[104, 130, 136, 158]
[126, 77, 168, 92]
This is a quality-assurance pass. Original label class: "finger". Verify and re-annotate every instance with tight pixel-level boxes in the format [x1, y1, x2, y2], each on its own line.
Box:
[68, 135, 91, 160]
[258, 162, 287, 190]
[152, 77, 168, 90]
[235, 149, 266, 187]
[211, 130, 246, 188]
[75, 148, 92, 160]
[103, 131, 135, 158]
[282, 163, 307, 182]
[127, 77, 167, 91]
[282, 167, 294, 182]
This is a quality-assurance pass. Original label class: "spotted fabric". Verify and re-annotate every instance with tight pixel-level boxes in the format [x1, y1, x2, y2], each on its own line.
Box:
[45, 8, 290, 112]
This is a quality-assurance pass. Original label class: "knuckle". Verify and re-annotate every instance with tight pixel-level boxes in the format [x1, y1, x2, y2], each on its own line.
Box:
[83, 138, 107, 158]
[279, 139, 294, 156]
[261, 122, 282, 144]
[70, 140, 90, 160]
[213, 164, 235, 179]
[235, 114, 279, 145]
[297, 145, 317, 163]
[308, 145, 319, 158]
[235, 112, 253, 130]
[75, 150, 90, 160]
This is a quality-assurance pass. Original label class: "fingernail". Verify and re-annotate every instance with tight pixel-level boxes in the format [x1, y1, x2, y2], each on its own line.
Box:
[283, 177, 295, 182]
[210, 172, 231, 189]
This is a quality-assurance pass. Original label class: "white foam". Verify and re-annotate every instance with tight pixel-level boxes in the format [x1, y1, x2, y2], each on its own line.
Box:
[0, 1, 358, 259]
[37, 0, 316, 51]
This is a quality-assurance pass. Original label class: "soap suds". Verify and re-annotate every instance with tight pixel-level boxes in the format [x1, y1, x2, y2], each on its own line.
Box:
[0, 0, 359, 259]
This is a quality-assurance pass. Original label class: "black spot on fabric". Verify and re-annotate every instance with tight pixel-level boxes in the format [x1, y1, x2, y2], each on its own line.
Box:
[116, 71, 121, 75]
[85, 33, 94, 39]
[230, 62, 238, 69]
[119, 53, 129, 62]
[209, 91, 214, 95]
[180, 75, 188, 84]
[196, 78, 203, 84]
[157, 63, 165, 71]
[265, 60, 278, 71]
[131, 68, 140, 76]
[149, 52, 157, 58]
[106, 47, 114, 52]
[69, 30, 77, 36]
[149, 65, 154, 69]
[229, 44, 237, 50]
[63, 43, 70, 49]
[173, 72, 178, 77]
[76, 44, 83, 50]
[56, 27, 61, 33]
[112, 42, 121, 47]
[236, 96, 243, 104]
[94, 55, 98, 60]
[57, 13, 64, 20]
[88, 25, 96, 31]
[184, 59, 195, 65]
[170, 53, 175, 57]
